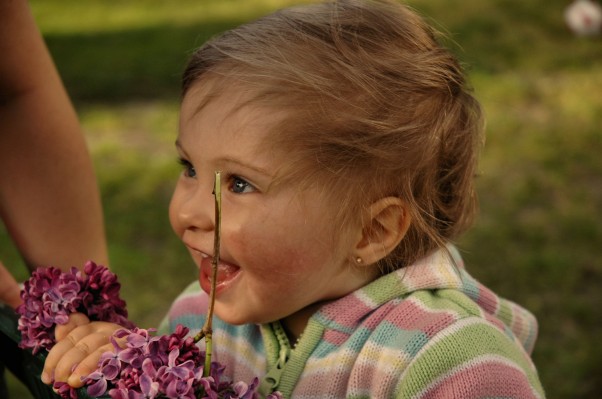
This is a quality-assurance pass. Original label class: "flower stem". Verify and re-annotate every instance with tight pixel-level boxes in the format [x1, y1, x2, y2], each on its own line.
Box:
[194, 171, 221, 377]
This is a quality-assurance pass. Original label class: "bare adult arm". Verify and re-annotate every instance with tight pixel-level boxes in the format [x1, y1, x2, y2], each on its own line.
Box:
[0, 261, 21, 308]
[0, 0, 108, 272]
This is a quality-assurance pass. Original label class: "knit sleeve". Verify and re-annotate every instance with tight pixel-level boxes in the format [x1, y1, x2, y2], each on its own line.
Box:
[161, 281, 208, 334]
[393, 316, 545, 399]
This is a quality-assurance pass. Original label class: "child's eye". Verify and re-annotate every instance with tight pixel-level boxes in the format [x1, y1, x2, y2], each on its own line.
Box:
[229, 175, 256, 194]
[177, 158, 196, 178]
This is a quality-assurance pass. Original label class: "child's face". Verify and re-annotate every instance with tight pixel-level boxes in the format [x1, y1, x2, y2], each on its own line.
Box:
[170, 83, 378, 333]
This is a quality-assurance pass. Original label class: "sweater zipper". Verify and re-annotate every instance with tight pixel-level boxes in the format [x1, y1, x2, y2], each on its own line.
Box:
[259, 321, 291, 395]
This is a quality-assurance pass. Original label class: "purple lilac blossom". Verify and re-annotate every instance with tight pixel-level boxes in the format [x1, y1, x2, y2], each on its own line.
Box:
[83, 326, 282, 399]
[16, 262, 133, 354]
[53, 381, 79, 399]
[18, 263, 283, 398]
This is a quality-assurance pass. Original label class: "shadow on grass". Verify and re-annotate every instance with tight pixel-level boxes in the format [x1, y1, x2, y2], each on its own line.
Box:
[415, 0, 602, 74]
[44, 4, 602, 106]
[44, 19, 246, 104]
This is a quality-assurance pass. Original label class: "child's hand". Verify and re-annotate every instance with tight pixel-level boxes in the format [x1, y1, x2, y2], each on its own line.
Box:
[42, 312, 123, 388]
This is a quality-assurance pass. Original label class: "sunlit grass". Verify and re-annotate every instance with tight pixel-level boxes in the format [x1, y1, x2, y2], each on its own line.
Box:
[31, 0, 317, 33]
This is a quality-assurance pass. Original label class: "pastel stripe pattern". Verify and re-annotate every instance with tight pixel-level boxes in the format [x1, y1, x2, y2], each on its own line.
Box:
[164, 245, 545, 398]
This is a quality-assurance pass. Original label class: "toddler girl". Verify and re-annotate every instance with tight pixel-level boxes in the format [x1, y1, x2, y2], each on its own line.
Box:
[44, 0, 545, 397]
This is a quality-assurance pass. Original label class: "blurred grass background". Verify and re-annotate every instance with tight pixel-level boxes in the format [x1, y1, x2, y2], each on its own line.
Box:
[1, 0, 600, 397]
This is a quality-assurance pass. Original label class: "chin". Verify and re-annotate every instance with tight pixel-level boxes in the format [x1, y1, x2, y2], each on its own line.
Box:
[216, 308, 279, 327]
[215, 306, 254, 326]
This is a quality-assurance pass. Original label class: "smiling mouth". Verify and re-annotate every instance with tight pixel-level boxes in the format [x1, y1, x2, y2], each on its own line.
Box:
[197, 252, 241, 294]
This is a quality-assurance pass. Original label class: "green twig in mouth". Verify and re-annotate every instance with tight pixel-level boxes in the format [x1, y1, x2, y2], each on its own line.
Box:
[193, 171, 221, 377]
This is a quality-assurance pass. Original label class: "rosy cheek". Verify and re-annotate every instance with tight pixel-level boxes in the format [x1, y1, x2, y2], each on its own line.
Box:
[227, 224, 307, 276]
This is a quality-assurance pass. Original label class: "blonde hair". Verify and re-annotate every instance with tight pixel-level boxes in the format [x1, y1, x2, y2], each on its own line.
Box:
[182, 0, 484, 270]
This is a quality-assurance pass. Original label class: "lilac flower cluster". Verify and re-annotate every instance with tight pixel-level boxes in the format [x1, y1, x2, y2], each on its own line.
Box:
[17, 261, 133, 354]
[80, 325, 279, 399]
[17, 263, 283, 399]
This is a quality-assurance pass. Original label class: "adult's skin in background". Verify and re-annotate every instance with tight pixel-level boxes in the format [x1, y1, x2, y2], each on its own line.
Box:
[0, 0, 109, 309]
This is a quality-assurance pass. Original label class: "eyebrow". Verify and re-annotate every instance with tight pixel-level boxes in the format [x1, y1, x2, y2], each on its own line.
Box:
[175, 139, 187, 155]
[175, 139, 273, 178]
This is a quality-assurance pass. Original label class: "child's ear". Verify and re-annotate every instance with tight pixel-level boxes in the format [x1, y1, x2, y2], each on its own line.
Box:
[353, 197, 411, 265]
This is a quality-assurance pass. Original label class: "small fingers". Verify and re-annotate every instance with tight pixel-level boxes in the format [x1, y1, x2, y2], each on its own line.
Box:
[42, 321, 121, 385]
[67, 342, 115, 388]
[54, 312, 91, 341]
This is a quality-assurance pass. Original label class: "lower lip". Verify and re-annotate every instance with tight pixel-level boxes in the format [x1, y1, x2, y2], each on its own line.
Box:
[198, 257, 241, 295]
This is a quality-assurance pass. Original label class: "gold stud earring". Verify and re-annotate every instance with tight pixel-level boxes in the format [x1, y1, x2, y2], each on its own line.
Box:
[355, 257, 363, 264]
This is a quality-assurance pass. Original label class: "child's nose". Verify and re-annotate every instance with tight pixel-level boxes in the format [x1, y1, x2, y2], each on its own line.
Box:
[173, 184, 215, 232]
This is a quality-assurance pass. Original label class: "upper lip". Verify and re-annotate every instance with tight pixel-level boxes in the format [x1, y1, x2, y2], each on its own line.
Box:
[183, 237, 233, 265]
[183, 240, 211, 258]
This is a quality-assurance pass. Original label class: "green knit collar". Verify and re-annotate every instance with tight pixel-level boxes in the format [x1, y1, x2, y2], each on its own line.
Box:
[258, 319, 324, 398]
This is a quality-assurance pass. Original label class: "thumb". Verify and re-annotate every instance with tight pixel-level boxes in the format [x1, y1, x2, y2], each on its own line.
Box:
[55, 312, 91, 341]
[0, 260, 22, 309]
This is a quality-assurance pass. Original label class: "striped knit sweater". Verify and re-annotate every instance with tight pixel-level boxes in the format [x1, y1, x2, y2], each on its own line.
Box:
[161, 246, 545, 398]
